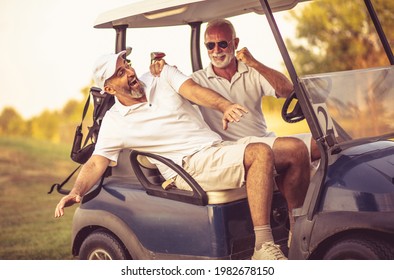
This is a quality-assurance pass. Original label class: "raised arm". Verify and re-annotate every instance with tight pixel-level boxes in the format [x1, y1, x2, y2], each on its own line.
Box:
[236, 47, 293, 98]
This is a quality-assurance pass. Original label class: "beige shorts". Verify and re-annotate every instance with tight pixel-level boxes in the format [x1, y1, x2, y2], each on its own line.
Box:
[175, 142, 246, 191]
[241, 134, 313, 162]
[175, 136, 277, 192]
[174, 133, 315, 192]
[238, 133, 319, 174]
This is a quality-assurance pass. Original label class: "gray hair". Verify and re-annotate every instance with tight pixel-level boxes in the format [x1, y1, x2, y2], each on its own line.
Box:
[205, 18, 236, 39]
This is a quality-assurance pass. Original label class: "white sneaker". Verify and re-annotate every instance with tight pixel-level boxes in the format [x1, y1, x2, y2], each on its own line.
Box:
[251, 242, 287, 260]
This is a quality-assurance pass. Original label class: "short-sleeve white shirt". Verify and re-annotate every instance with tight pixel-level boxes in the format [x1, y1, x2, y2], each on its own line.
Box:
[93, 65, 222, 179]
[192, 62, 276, 141]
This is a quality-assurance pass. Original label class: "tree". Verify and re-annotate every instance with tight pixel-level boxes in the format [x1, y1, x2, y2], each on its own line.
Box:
[30, 110, 62, 142]
[0, 83, 93, 143]
[286, 0, 393, 75]
[0, 107, 28, 136]
[59, 85, 93, 144]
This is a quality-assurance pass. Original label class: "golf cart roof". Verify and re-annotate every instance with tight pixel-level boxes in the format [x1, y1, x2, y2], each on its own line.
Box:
[94, 0, 307, 28]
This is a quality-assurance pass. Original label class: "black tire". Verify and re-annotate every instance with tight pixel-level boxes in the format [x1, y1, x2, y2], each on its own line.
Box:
[323, 236, 394, 260]
[79, 230, 129, 260]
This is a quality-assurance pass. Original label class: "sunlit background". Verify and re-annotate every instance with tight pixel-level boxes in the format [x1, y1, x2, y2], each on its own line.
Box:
[0, 0, 294, 119]
[0, 0, 392, 260]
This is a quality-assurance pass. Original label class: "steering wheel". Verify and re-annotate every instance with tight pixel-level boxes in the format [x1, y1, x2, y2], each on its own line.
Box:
[281, 91, 305, 123]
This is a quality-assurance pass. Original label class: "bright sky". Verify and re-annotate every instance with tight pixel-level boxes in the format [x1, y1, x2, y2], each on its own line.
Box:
[0, 0, 295, 119]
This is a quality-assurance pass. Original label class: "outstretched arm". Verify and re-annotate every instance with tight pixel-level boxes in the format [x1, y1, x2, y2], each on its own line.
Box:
[150, 60, 249, 130]
[236, 47, 293, 98]
[54, 155, 110, 218]
[179, 79, 248, 130]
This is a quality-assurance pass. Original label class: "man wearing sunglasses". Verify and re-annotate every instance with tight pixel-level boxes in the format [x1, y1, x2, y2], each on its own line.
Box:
[190, 18, 323, 246]
[150, 18, 314, 251]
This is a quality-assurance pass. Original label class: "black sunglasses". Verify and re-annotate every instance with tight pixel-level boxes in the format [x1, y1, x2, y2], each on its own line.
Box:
[205, 40, 232, 51]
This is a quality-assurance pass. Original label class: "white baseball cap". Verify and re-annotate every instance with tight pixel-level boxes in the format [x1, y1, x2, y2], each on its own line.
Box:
[92, 50, 127, 91]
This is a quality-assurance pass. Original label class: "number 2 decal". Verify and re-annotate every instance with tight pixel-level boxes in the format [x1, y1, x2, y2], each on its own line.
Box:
[313, 103, 338, 137]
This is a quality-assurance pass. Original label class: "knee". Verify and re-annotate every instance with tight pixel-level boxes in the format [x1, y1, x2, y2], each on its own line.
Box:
[244, 143, 274, 167]
[288, 137, 307, 150]
[311, 140, 321, 161]
[274, 137, 309, 163]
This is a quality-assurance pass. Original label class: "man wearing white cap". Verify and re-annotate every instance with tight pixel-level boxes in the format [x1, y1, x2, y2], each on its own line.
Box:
[54, 50, 310, 260]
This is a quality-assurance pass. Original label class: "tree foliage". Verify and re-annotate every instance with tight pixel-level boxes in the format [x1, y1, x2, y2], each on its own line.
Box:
[0, 85, 92, 144]
[0, 107, 28, 136]
[286, 0, 393, 75]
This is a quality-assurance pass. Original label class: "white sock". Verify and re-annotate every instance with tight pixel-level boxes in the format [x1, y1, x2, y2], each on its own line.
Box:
[254, 225, 274, 250]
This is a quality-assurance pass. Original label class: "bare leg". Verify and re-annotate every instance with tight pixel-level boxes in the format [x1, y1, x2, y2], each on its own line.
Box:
[244, 143, 288, 260]
[310, 139, 321, 162]
[243, 142, 275, 226]
[272, 137, 310, 231]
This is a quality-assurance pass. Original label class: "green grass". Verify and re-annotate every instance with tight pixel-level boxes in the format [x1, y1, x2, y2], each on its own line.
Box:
[0, 137, 80, 259]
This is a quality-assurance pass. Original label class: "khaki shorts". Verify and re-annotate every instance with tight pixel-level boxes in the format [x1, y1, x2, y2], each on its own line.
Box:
[241, 134, 313, 162]
[174, 134, 316, 192]
[175, 142, 246, 191]
[175, 136, 277, 192]
[239, 133, 319, 174]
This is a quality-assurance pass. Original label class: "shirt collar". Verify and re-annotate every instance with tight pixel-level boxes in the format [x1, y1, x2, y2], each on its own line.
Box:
[114, 96, 146, 116]
[206, 61, 249, 78]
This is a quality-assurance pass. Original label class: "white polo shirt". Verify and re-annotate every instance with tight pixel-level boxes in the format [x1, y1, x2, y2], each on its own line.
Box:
[93, 65, 222, 179]
[192, 62, 276, 141]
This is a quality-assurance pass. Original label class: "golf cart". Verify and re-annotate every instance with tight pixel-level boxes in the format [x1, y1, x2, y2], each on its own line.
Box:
[67, 0, 394, 260]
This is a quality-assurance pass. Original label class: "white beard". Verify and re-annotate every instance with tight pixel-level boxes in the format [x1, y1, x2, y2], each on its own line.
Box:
[210, 52, 233, 68]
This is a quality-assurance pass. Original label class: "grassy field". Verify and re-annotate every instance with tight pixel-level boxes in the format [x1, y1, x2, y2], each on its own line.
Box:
[0, 136, 80, 259]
